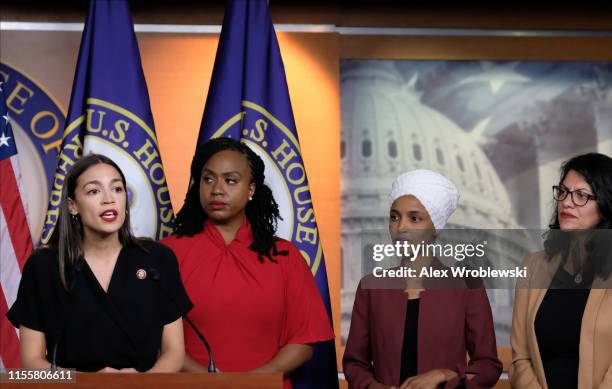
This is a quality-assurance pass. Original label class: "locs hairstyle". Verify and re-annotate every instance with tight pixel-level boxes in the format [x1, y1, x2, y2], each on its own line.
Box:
[544, 152, 612, 280]
[174, 137, 286, 262]
[48, 154, 139, 290]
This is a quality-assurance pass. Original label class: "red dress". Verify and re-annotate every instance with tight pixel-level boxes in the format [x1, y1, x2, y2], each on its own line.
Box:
[162, 217, 334, 388]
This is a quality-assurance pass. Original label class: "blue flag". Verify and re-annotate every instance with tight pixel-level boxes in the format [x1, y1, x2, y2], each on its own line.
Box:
[197, 1, 338, 388]
[41, 0, 173, 243]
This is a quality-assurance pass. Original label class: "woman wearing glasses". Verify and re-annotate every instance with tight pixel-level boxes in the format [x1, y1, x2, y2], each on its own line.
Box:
[510, 153, 612, 389]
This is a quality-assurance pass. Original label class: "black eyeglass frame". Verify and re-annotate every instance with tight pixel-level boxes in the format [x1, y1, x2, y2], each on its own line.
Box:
[552, 185, 596, 207]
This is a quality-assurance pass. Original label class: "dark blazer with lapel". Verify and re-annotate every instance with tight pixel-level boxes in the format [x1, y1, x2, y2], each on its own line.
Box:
[343, 271, 502, 389]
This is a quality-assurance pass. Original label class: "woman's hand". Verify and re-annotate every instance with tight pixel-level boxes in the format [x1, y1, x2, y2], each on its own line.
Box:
[367, 383, 397, 389]
[98, 367, 120, 373]
[250, 344, 312, 376]
[399, 369, 457, 389]
[97, 367, 139, 373]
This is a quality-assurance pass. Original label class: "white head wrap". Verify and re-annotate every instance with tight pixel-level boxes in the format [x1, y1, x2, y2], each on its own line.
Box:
[388, 169, 459, 231]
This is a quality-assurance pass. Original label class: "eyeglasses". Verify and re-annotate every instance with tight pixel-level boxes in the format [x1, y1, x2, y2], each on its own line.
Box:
[552, 185, 596, 207]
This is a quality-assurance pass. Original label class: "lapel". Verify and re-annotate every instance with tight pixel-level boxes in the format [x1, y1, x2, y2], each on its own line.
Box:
[578, 288, 606, 389]
[82, 247, 139, 350]
[380, 287, 407, 386]
[523, 253, 555, 389]
[528, 288, 549, 389]
[528, 253, 605, 389]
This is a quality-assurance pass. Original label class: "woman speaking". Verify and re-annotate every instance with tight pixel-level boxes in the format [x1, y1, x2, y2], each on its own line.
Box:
[7, 154, 192, 372]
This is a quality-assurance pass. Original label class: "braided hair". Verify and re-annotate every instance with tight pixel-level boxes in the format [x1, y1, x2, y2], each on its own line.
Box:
[174, 137, 287, 262]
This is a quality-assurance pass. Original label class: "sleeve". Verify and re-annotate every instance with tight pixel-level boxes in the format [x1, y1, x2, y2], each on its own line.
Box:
[281, 243, 334, 346]
[509, 287, 545, 389]
[157, 244, 193, 325]
[444, 288, 503, 389]
[6, 250, 49, 332]
[342, 280, 377, 389]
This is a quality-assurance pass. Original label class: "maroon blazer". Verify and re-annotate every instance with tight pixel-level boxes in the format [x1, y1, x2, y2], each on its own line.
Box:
[343, 274, 502, 389]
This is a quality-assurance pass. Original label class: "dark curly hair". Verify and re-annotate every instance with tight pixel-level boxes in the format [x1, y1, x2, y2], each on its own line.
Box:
[173, 137, 286, 262]
[544, 152, 612, 280]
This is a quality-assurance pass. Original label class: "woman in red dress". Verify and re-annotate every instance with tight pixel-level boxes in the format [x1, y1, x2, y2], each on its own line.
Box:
[162, 137, 334, 387]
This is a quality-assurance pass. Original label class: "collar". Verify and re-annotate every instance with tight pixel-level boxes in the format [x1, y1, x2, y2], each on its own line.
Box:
[203, 216, 253, 249]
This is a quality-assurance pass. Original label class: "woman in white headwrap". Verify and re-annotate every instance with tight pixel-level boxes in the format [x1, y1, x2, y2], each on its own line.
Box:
[343, 170, 502, 389]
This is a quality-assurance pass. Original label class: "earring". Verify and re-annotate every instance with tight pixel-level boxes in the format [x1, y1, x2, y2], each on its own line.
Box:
[71, 214, 79, 221]
[249, 195, 253, 201]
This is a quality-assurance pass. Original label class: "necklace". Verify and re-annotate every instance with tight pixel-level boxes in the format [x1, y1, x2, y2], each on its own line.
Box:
[574, 272, 583, 284]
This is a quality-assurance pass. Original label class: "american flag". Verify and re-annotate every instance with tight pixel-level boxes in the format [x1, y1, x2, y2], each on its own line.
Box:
[0, 80, 34, 368]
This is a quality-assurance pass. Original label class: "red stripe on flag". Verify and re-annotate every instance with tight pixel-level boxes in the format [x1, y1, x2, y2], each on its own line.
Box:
[0, 291, 21, 368]
[0, 159, 33, 271]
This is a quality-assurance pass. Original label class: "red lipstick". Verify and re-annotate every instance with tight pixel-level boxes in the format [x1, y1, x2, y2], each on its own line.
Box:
[210, 201, 226, 210]
[559, 211, 577, 219]
[100, 209, 118, 222]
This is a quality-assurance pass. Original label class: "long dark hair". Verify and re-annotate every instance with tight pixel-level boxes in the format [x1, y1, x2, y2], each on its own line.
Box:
[544, 152, 612, 280]
[174, 137, 286, 262]
[48, 154, 139, 289]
